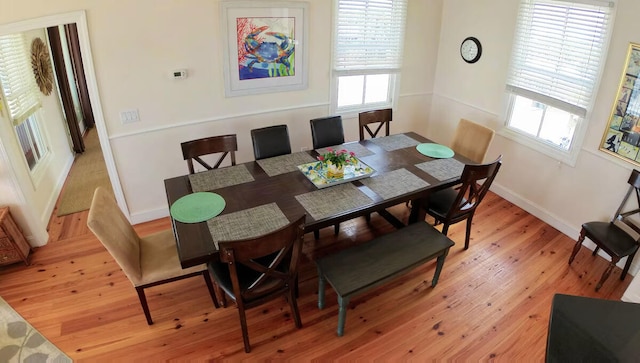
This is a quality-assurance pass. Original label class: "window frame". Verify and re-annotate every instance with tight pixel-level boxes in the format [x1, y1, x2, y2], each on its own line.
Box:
[501, 0, 616, 166]
[329, 0, 407, 117]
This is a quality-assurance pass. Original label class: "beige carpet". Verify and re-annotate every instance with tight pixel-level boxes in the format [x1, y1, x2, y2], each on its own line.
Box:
[0, 296, 71, 362]
[57, 130, 113, 216]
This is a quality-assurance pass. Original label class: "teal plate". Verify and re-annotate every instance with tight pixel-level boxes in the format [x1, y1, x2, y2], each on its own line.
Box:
[416, 143, 455, 158]
[170, 192, 226, 223]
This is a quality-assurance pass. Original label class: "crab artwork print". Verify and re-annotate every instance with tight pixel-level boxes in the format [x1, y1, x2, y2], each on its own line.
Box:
[236, 17, 296, 80]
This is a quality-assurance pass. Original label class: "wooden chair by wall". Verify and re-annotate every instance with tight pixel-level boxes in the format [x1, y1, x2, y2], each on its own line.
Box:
[250, 125, 292, 160]
[569, 169, 640, 291]
[208, 215, 306, 353]
[310, 116, 345, 149]
[87, 187, 219, 325]
[359, 108, 392, 141]
[451, 118, 495, 164]
[423, 156, 502, 250]
[181, 134, 237, 174]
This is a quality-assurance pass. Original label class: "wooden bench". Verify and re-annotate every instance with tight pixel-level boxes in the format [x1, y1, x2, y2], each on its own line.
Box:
[316, 221, 455, 336]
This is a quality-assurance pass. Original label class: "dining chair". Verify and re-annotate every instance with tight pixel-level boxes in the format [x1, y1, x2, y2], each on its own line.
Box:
[181, 134, 237, 174]
[250, 124, 292, 160]
[451, 118, 495, 163]
[87, 187, 219, 325]
[359, 108, 392, 141]
[568, 169, 640, 291]
[422, 155, 502, 250]
[208, 215, 306, 353]
[310, 116, 345, 149]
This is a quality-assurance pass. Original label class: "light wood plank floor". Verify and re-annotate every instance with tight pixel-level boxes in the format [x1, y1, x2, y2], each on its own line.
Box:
[0, 191, 631, 361]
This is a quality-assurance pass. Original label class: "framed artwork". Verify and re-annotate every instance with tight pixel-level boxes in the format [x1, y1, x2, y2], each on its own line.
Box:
[601, 43, 640, 165]
[221, 1, 308, 97]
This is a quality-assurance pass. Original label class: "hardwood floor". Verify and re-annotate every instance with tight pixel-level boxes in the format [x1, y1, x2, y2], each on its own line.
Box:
[0, 191, 631, 361]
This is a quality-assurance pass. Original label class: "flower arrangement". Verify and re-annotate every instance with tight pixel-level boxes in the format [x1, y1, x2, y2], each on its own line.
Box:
[317, 148, 356, 168]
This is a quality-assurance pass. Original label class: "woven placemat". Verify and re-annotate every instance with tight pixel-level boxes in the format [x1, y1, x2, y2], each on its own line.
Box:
[207, 203, 290, 249]
[416, 158, 465, 181]
[188, 164, 254, 192]
[316, 143, 374, 158]
[295, 183, 373, 221]
[360, 168, 429, 200]
[257, 152, 317, 177]
[369, 134, 421, 151]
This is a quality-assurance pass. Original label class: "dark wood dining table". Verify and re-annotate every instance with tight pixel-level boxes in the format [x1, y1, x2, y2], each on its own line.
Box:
[164, 132, 471, 268]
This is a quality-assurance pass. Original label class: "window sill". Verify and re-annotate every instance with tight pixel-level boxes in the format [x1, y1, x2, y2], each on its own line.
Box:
[498, 127, 578, 167]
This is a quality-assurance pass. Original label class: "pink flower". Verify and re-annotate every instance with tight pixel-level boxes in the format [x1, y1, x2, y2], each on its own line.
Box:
[317, 155, 325, 161]
[349, 151, 355, 157]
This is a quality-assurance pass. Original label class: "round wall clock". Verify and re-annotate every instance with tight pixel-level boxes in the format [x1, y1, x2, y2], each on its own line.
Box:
[460, 36, 482, 64]
[31, 37, 54, 96]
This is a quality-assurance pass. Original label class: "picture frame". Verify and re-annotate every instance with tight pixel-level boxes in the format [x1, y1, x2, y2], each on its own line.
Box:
[600, 43, 640, 165]
[221, 1, 309, 97]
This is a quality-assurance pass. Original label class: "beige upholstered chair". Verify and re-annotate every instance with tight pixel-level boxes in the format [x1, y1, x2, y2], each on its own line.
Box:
[87, 187, 218, 325]
[451, 118, 495, 163]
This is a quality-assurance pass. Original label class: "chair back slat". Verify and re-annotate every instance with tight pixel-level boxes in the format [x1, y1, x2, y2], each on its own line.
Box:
[446, 156, 502, 221]
[359, 108, 392, 140]
[181, 134, 237, 174]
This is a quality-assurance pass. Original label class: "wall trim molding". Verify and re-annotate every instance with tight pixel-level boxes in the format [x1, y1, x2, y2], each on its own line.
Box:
[109, 102, 330, 140]
[38, 153, 74, 229]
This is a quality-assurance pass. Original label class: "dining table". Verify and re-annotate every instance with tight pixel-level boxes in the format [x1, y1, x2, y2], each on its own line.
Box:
[164, 132, 472, 268]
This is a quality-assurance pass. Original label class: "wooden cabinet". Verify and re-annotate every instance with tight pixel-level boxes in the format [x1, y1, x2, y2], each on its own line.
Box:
[0, 207, 30, 266]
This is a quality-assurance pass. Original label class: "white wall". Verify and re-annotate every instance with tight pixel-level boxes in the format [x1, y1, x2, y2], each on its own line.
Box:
[431, 0, 640, 274]
[0, 1, 443, 227]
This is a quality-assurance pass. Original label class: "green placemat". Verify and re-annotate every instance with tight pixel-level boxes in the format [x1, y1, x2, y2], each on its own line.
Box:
[416, 143, 455, 158]
[170, 192, 225, 223]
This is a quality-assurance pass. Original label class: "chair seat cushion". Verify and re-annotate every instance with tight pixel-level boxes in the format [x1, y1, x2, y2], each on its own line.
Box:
[135, 230, 206, 286]
[582, 221, 640, 258]
[426, 187, 467, 218]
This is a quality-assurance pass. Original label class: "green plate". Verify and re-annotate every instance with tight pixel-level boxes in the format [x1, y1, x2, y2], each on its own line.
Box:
[170, 192, 225, 223]
[416, 143, 455, 158]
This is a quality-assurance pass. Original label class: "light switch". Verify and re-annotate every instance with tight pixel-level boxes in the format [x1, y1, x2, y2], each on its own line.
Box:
[120, 109, 140, 124]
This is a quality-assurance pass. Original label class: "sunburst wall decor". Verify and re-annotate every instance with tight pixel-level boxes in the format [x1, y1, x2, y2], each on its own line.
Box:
[31, 37, 53, 96]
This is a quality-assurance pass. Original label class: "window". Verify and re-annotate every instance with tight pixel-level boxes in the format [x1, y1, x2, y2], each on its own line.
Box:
[0, 33, 49, 171]
[504, 0, 614, 163]
[331, 0, 408, 114]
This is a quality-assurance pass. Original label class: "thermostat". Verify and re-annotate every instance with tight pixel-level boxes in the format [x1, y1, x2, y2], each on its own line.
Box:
[171, 69, 188, 79]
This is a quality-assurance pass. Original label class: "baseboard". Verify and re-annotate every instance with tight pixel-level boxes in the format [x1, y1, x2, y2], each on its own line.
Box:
[130, 207, 169, 225]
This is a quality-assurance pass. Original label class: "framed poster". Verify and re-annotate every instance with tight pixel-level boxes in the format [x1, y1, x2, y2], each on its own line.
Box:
[221, 1, 309, 97]
[600, 43, 640, 165]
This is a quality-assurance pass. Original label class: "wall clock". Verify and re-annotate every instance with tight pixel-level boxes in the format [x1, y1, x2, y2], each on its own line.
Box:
[31, 37, 54, 96]
[460, 36, 482, 64]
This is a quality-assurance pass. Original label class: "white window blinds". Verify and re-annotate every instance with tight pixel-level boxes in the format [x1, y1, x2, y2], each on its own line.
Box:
[334, 0, 408, 75]
[506, 0, 614, 118]
[0, 33, 41, 126]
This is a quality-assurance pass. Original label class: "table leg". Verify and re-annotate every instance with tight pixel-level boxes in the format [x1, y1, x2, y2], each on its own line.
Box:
[408, 198, 427, 224]
[317, 266, 326, 309]
[337, 295, 350, 337]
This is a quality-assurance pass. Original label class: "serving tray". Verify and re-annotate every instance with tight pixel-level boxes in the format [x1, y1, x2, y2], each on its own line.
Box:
[297, 158, 375, 189]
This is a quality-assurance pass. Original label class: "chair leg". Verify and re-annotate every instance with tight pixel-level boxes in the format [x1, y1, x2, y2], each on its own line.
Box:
[592, 246, 600, 256]
[441, 223, 450, 236]
[596, 257, 620, 291]
[463, 215, 474, 250]
[621, 251, 638, 280]
[334, 223, 340, 235]
[365, 213, 371, 222]
[202, 271, 220, 308]
[287, 286, 303, 329]
[569, 228, 586, 265]
[236, 304, 251, 353]
[314, 230, 319, 240]
[136, 286, 153, 325]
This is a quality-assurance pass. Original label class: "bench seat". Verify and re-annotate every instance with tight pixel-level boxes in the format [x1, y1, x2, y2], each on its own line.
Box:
[316, 221, 455, 336]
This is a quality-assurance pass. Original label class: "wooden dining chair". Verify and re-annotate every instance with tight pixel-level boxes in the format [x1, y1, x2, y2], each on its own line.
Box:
[87, 187, 219, 325]
[359, 108, 392, 141]
[451, 118, 495, 163]
[208, 215, 306, 353]
[310, 116, 345, 149]
[181, 134, 237, 174]
[250, 125, 292, 160]
[422, 156, 502, 250]
[569, 169, 640, 291]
